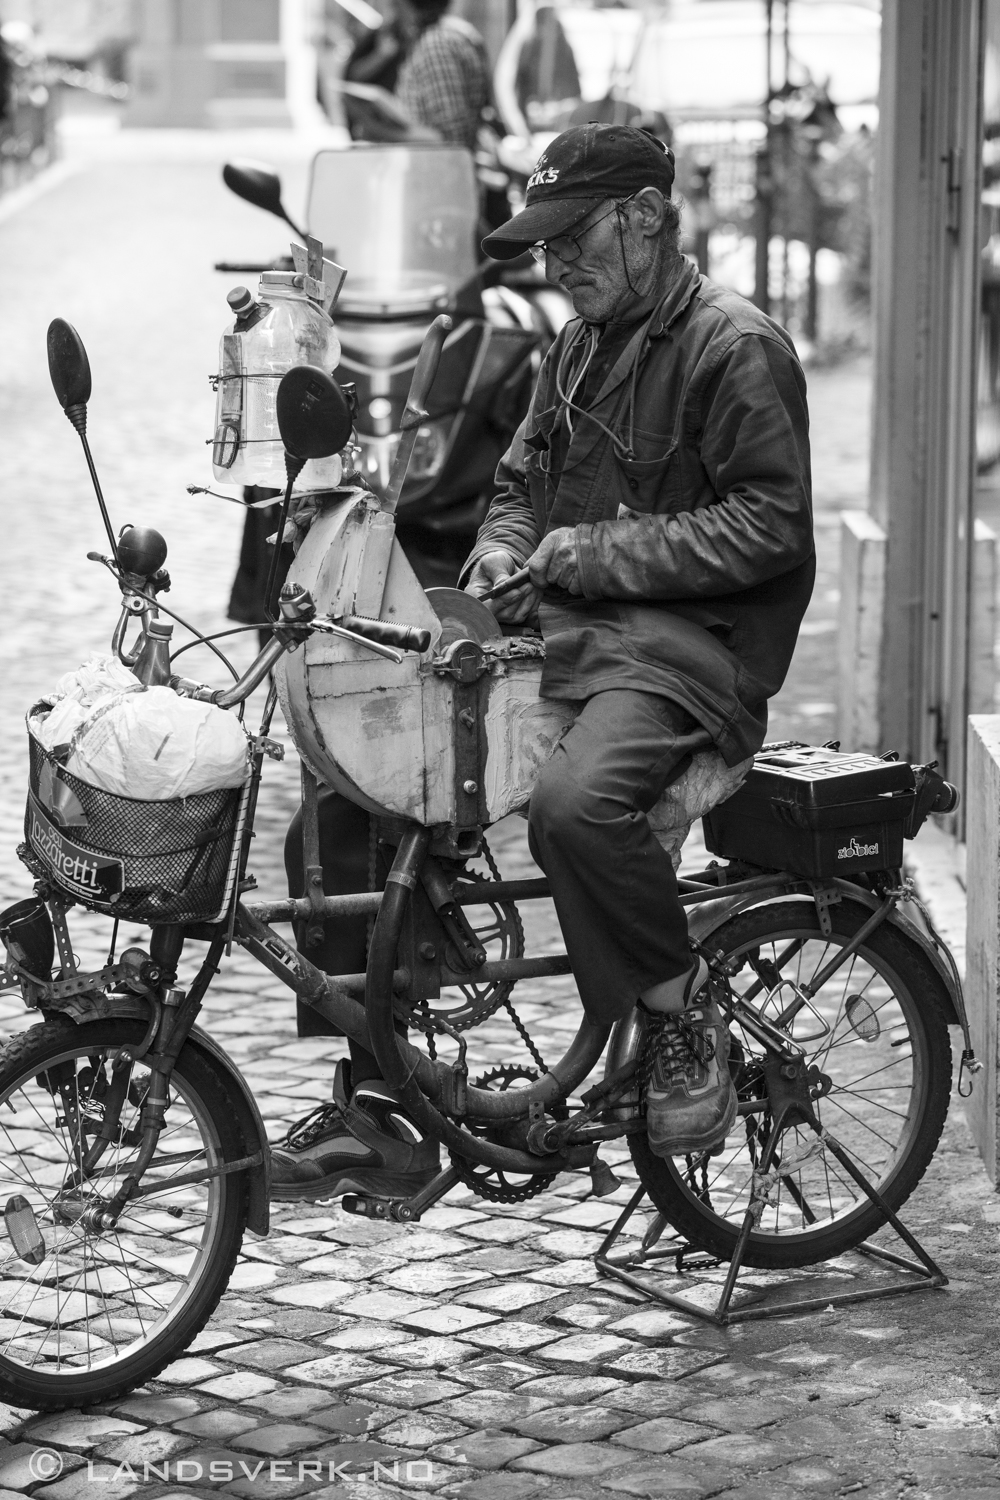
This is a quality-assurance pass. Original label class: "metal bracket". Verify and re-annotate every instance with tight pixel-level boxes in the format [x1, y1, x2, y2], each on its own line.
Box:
[48, 899, 77, 977]
[431, 638, 488, 683]
[440, 1063, 468, 1119]
[807, 880, 841, 937]
[300, 762, 326, 950]
[945, 146, 963, 236]
[251, 736, 284, 761]
[438, 640, 488, 826]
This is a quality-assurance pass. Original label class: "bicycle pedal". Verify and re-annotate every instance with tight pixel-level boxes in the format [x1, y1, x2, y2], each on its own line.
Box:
[674, 1246, 723, 1274]
[341, 1192, 421, 1224]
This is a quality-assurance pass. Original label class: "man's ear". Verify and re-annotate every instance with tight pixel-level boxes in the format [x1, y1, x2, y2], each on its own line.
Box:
[633, 187, 666, 238]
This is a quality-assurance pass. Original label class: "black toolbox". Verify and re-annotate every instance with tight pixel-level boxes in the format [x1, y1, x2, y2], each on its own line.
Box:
[703, 743, 916, 878]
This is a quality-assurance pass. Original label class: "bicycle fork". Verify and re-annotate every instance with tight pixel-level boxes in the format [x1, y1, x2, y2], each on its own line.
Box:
[57, 929, 230, 1231]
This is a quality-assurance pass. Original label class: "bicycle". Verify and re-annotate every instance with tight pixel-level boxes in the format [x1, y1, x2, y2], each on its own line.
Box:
[0, 318, 977, 1410]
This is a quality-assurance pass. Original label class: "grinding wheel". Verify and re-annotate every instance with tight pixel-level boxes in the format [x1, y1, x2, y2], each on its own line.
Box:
[426, 587, 504, 649]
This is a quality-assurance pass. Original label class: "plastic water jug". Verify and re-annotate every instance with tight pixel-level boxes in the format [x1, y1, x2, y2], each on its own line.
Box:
[212, 271, 343, 490]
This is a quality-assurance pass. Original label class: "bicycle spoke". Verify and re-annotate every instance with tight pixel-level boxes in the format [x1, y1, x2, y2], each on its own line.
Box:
[0, 1031, 232, 1385]
[641, 903, 948, 1258]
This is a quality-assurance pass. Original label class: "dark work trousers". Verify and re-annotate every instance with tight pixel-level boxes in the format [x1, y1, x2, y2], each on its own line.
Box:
[528, 690, 713, 1026]
[284, 790, 396, 1086]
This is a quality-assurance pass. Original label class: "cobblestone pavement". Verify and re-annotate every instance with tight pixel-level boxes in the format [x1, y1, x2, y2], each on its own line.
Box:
[0, 127, 997, 1500]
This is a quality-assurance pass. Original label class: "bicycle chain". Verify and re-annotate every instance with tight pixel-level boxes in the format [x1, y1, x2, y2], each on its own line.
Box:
[449, 1065, 557, 1203]
[480, 837, 546, 1074]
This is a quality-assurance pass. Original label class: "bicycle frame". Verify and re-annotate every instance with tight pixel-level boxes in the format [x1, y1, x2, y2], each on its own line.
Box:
[10, 628, 974, 1230]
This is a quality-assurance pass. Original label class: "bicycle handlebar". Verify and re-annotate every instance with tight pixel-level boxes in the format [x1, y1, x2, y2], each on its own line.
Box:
[171, 612, 432, 709]
[341, 614, 432, 655]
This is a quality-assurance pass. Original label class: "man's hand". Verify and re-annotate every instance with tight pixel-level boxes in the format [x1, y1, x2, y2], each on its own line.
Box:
[465, 549, 538, 624]
[527, 527, 581, 594]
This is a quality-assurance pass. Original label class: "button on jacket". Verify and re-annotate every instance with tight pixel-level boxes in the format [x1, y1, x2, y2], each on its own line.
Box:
[464, 260, 815, 766]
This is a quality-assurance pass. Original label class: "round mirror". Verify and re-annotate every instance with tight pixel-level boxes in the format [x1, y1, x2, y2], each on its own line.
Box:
[223, 161, 287, 220]
[276, 366, 353, 461]
[46, 319, 92, 411]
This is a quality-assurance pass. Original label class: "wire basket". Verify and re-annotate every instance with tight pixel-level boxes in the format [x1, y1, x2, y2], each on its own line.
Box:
[24, 729, 249, 926]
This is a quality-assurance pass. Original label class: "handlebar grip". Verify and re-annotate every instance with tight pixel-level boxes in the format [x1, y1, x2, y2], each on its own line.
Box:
[342, 614, 431, 654]
[401, 314, 452, 427]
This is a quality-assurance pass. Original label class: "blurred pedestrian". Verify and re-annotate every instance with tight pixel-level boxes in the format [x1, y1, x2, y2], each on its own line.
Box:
[345, 2, 408, 92]
[395, 0, 490, 153]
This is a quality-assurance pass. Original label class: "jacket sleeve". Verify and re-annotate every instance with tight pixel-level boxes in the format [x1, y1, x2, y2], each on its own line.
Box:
[574, 333, 813, 601]
[458, 387, 546, 585]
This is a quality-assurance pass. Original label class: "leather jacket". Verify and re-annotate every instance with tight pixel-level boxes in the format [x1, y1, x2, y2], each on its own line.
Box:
[464, 260, 815, 766]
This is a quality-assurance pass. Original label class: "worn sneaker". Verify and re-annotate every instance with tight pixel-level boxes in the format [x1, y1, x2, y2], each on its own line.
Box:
[270, 1059, 440, 1202]
[643, 968, 737, 1158]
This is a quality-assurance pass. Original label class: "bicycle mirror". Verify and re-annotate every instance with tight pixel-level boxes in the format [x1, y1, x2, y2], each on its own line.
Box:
[46, 318, 92, 411]
[276, 365, 353, 461]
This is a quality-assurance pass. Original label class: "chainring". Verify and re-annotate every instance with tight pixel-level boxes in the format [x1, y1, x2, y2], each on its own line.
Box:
[450, 1065, 558, 1203]
[406, 863, 525, 1033]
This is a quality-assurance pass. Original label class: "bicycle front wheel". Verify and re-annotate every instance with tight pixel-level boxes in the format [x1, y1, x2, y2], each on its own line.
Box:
[0, 1018, 251, 1409]
[631, 897, 953, 1268]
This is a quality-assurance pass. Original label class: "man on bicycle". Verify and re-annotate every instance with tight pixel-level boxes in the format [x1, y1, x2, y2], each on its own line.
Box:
[462, 123, 814, 1158]
[269, 123, 812, 1200]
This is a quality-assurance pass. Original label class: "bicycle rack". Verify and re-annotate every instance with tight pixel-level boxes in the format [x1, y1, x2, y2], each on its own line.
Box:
[594, 1096, 947, 1326]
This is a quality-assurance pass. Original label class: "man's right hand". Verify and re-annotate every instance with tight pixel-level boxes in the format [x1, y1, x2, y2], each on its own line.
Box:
[464, 550, 539, 624]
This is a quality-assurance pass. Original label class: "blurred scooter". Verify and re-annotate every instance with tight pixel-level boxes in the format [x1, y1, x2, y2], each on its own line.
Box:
[216, 143, 570, 592]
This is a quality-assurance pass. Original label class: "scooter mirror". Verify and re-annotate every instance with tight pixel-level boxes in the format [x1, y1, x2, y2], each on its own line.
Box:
[276, 366, 353, 461]
[222, 161, 305, 238]
[46, 318, 92, 411]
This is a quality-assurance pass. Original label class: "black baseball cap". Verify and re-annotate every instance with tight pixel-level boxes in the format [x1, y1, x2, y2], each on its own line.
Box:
[482, 123, 675, 261]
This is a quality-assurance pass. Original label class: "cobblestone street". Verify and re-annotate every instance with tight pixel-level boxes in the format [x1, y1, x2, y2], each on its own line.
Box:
[0, 129, 997, 1500]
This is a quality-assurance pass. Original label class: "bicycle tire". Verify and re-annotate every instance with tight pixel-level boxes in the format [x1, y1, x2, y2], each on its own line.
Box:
[0, 1017, 251, 1409]
[630, 897, 952, 1268]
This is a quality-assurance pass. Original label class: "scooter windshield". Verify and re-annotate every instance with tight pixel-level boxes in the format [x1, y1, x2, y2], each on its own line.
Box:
[307, 145, 478, 316]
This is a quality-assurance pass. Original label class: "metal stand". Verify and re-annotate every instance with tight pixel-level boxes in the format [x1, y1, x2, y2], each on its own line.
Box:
[595, 1104, 947, 1326]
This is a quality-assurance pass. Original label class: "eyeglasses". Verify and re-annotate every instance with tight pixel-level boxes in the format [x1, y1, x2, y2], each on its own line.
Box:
[528, 195, 636, 264]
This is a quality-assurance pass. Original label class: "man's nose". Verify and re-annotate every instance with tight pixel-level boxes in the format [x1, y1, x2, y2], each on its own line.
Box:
[545, 250, 570, 284]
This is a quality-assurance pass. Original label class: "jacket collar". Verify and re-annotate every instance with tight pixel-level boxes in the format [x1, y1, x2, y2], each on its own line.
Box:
[585, 257, 701, 410]
[649, 257, 702, 337]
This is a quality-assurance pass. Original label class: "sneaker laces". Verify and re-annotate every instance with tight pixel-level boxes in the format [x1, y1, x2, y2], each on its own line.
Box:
[643, 1010, 713, 1090]
[280, 1100, 347, 1151]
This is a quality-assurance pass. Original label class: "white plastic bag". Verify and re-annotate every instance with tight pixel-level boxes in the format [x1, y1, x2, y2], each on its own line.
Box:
[33, 655, 141, 755]
[61, 688, 249, 799]
[31, 662, 249, 800]
[51, 655, 141, 707]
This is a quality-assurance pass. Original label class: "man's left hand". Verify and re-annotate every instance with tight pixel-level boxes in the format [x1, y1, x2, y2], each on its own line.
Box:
[527, 527, 581, 594]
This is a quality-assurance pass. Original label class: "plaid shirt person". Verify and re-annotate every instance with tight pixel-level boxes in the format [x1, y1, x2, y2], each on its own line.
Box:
[396, 13, 490, 152]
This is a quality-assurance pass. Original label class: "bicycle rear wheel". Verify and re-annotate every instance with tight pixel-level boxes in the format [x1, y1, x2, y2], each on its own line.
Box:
[0, 1018, 251, 1409]
[631, 898, 952, 1268]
